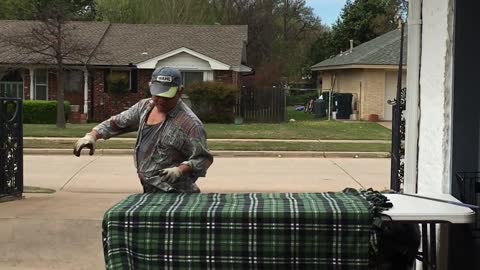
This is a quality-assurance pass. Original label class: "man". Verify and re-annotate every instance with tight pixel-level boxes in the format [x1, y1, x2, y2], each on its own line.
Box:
[73, 67, 213, 193]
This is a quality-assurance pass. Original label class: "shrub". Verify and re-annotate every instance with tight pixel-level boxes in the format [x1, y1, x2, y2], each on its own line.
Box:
[22, 100, 70, 124]
[186, 81, 239, 123]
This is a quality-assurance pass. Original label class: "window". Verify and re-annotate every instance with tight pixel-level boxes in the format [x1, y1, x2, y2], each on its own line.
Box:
[0, 82, 23, 98]
[104, 69, 137, 93]
[34, 69, 48, 100]
[181, 71, 203, 88]
[0, 69, 24, 98]
[64, 70, 83, 92]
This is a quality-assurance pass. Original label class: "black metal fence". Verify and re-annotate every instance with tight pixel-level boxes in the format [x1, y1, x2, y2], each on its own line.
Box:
[390, 87, 406, 192]
[390, 22, 406, 192]
[235, 87, 286, 123]
[0, 98, 23, 200]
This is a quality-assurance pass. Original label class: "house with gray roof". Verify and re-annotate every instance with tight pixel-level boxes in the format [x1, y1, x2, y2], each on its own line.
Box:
[311, 28, 407, 121]
[0, 20, 251, 122]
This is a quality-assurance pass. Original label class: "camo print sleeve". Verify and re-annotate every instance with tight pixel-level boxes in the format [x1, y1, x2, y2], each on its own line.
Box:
[93, 99, 147, 139]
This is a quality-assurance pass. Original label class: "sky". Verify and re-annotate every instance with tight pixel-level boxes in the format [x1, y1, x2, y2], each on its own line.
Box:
[304, 0, 348, 26]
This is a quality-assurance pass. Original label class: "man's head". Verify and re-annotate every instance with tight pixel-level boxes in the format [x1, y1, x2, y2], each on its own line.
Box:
[149, 67, 184, 111]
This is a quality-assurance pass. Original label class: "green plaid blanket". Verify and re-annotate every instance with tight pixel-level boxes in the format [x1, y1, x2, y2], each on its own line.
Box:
[103, 192, 384, 269]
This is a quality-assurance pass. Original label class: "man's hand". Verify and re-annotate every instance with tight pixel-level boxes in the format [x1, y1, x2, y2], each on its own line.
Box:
[73, 133, 97, 157]
[158, 167, 182, 184]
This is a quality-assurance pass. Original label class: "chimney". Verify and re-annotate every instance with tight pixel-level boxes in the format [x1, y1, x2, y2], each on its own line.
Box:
[349, 40, 354, 52]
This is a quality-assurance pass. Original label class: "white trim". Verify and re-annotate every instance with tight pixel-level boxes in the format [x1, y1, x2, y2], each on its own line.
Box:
[404, 0, 423, 193]
[83, 69, 89, 116]
[231, 65, 252, 72]
[29, 68, 34, 100]
[136, 47, 231, 70]
[312, 64, 407, 71]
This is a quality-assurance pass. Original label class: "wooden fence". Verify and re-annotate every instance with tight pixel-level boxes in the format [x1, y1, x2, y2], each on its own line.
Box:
[235, 87, 286, 123]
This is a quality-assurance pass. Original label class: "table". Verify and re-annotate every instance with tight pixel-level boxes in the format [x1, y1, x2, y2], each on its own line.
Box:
[383, 193, 476, 270]
[102, 192, 378, 270]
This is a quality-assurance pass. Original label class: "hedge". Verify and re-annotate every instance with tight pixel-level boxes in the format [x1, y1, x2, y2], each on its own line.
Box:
[186, 81, 239, 123]
[22, 100, 71, 124]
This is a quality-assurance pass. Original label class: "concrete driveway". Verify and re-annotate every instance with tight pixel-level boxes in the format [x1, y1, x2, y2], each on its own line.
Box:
[0, 155, 391, 270]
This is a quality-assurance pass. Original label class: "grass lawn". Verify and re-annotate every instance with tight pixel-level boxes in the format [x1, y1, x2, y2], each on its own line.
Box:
[24, 121, 390, 140]
[24, 107, 391, 140]
[24, 138, 390, 152]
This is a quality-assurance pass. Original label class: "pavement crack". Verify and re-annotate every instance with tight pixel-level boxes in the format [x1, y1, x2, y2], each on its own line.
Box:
[330, 160, 365, 189]
[60, 155, 102, 191]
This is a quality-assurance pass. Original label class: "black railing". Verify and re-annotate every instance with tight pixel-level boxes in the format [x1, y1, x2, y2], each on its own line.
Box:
[390, 87, 406, 192]
[0, 97, 23, 200]
[390, 21, 406, 192]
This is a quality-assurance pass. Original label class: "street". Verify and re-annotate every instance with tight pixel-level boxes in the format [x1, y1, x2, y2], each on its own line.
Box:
[24, 155, 391, 193]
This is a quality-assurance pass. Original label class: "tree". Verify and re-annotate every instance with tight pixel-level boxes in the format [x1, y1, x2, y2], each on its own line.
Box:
[95, 0, 212, 24]
[0, 0, 96, 21]
[331, 0, 405, 54]
[310, 0, 407, 66]
[271, 0, 323, 82]
[0, 0, 101, 128]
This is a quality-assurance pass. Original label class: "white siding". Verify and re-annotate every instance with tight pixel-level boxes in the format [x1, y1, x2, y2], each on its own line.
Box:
[155, 52, 212, 70]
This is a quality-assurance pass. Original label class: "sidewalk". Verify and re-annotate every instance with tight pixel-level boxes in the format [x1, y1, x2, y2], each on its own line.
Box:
[0, 155, 390, 269]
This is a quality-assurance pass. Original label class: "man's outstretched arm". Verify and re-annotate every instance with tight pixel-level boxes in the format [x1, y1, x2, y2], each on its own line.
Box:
[73, 130, 103, 157]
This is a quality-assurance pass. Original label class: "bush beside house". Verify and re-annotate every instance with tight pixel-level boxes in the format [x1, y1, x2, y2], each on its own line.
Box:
[23, 101, 70, 124]
[186, 81, 239, 123]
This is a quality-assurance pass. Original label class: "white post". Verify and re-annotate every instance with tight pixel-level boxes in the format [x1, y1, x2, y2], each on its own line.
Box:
[83, 69, 89, 117]
[404, 0, 423, 193]
[29, 68, 34, 100]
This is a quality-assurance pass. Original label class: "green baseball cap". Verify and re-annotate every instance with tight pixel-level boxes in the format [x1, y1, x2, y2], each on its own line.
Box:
[149, 67, 182, 98]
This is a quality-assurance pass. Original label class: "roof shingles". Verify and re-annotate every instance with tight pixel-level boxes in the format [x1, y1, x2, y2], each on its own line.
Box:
[0, 20, 110, 65]
[0, 21, 248, 68]
[311, 29, 408, 70]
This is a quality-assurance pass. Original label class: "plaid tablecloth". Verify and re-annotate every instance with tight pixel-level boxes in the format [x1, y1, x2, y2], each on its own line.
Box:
[103, 192, 383, 269]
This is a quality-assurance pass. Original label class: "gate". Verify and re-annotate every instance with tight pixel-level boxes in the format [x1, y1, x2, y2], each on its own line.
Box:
[390, 22, 406, 192]
[236, 87, 286, 123]
[0, 98, 23, 200]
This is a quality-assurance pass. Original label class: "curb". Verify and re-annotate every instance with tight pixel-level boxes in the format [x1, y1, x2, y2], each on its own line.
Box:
[24, 137, 391, 144]
[24, 148, 390, 158]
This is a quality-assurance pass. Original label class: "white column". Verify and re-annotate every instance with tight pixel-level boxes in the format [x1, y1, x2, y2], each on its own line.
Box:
[29, 68, 34, 100]
[404, 0, 422, 193]
[417, 0, 455, 194]
[83, 69, 89, 117]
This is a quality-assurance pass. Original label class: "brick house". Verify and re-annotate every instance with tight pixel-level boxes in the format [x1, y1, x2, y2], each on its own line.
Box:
[0, 21, 251, 122]
[311, 28, 407, 121]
